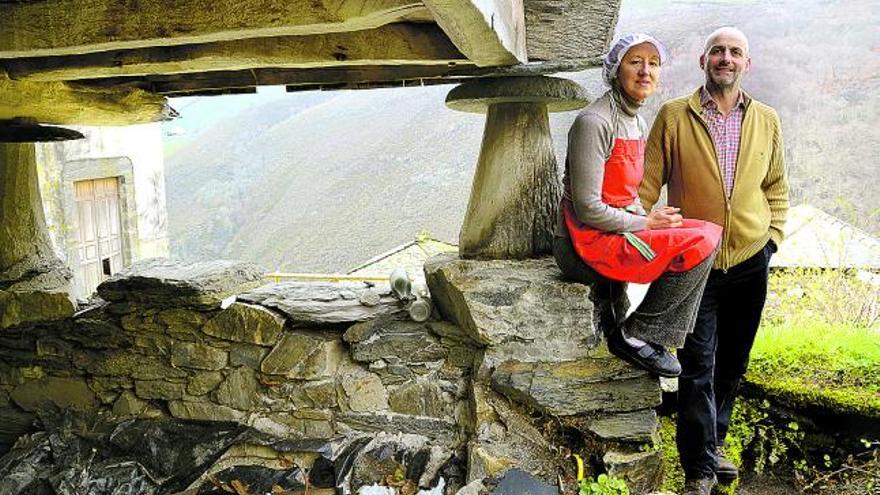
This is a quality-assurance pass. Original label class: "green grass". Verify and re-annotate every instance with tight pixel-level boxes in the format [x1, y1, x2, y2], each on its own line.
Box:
[748, 322, 880, 418]
[748, 269, 880, 417]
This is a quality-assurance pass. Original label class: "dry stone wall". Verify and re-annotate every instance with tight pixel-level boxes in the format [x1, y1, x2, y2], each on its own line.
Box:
[0, 256, 666, 494]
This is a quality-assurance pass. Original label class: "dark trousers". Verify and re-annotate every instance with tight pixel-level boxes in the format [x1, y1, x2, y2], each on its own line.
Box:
[676, 242, 773, 479]
[553, 235, 715, 347]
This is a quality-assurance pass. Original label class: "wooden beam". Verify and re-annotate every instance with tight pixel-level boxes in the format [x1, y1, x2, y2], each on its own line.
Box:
[5, 24, 466, 82]
[71, 58, 602, 95]
[523, 0, 621, 61]
[0, 0, 431, 58]
[422, 0, 527, 66]
[0, 77, 172, 126]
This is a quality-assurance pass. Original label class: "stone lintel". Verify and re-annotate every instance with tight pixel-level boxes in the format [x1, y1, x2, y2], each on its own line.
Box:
[97, 259, 265, 308]
[490, 358, 661, 416]
[238, 281, 406, 327]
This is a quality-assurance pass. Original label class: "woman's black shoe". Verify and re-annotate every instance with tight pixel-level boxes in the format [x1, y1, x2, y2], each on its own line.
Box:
[606, 328, 682, 377]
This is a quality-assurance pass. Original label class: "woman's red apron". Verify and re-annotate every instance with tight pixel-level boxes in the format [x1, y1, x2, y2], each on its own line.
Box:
[563, 138, 722, 284]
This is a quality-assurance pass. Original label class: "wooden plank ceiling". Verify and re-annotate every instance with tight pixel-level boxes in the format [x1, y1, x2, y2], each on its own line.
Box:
[0, 0, 619, 125]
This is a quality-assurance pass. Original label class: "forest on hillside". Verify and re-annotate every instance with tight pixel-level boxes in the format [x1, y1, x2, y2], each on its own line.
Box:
[164, 0, 879, 273]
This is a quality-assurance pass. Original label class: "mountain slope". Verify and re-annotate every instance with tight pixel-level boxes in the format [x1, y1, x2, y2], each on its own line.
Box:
[165, 0, 879, 272]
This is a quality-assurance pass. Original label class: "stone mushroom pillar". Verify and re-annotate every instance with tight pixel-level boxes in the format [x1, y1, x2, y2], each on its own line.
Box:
[446, 76, 586, 259]
[0, 139, 76, 329]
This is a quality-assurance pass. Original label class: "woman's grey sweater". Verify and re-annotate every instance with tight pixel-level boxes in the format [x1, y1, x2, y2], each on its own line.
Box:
[556, 91, 648, 238]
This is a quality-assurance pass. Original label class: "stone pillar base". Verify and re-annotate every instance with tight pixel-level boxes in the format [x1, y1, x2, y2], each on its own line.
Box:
[0, 258, 75, 329]
[446, 76, 587, 259]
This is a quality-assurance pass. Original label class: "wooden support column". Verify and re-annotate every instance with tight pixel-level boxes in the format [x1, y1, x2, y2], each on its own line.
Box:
[446, 76, 587, 259]
[0, 143, 75, 329]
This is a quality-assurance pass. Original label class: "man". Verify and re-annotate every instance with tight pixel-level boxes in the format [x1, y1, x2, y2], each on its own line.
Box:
[639, 27, 789, 495]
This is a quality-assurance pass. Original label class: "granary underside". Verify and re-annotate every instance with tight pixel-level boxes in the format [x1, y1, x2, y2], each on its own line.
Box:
[0, 0, 619, 125]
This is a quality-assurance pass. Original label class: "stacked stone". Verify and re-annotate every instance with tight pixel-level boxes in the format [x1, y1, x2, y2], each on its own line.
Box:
[425, 254, 664, 493]
[0, 258, 478, 493]
[0, 255, 666, 494]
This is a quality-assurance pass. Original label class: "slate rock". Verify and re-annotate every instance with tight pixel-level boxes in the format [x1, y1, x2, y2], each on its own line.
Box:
[157, 308, 209, 329]
[214, 367, 261, 410]
[0, 264, 76, 329]
[171, 341, 228, 370]
[134, 379, 187, 400]
[187, 371, 225, 396]
[338, 412, 458, 442]
[112, 391, 150, 417]
[388, 381, 454, 418]
[302, 380, 339, 409]
[465, 385, 557, 481]
[69, 314, 133, 349]
[10, 376, 97, 412]
[89, 352, 188, 380]
[344, 316, 447, 364]
[238, 281, 406, 326]
[228, 343, 269, 368]
[202, 302, 285, 346]
[491, 358, 661, 415]
[603, 449, 664, 494]
[257, 411, 335, 438]
[583, 409, 659, 444]
[97, 259, 264, 307]
[424, 255, 597, 366]
[491, 468, 557, 495]
[168, 400, 246, 423]
[261, 330, 343, 379]
[341, 370, 389, 412]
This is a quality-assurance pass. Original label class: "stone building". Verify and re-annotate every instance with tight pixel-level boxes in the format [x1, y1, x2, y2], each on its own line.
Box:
[0, 2, 670, 494]
[35, 124, 170, 299]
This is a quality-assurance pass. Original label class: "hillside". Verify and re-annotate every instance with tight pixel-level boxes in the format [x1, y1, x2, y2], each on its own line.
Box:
[165, 0, 879, 273]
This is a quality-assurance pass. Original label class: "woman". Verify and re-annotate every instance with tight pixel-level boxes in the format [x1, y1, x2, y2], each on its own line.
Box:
[554, 34, 722, 377]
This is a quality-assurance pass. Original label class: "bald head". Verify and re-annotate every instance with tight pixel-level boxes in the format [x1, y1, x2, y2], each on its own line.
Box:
[703, 27, 749, 56]
[700, 26, 751, 94]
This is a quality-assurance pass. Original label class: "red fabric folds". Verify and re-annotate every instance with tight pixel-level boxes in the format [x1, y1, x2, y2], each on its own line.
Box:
[564, 138, 722, 284]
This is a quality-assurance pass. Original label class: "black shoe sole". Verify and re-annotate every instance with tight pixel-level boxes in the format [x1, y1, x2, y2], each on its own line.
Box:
[606, 335, 682, 378]
[715, 469, 738, 483]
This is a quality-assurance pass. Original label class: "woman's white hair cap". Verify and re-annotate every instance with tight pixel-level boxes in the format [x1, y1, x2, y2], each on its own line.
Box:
[602, 33, 668, 86]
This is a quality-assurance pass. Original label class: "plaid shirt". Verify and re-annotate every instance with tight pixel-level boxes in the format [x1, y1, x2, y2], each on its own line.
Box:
[700, 87, 745, 198]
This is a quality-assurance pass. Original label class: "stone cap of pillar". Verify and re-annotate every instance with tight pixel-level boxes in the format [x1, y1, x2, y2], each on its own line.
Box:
[445, 76, 588, 114]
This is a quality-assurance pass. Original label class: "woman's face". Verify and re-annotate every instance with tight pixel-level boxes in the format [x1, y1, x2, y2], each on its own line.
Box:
[618, 42, 661, 101]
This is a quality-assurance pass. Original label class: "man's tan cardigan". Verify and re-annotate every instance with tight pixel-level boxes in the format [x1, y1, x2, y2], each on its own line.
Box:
[640, 88, 789, 271]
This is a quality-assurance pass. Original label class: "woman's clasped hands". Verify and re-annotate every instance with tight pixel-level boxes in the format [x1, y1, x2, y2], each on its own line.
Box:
[646, 206, 683, 229]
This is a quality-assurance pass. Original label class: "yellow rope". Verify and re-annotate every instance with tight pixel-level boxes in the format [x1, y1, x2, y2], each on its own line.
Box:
[264, 272, 391, 282]
[571, 453, 585, 481]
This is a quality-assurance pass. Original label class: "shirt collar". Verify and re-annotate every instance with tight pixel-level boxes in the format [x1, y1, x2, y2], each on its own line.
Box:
[700, 86, 745, 111]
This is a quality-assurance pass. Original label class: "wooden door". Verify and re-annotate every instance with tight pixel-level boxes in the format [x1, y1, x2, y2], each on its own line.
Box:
[73, 177, 123, 298]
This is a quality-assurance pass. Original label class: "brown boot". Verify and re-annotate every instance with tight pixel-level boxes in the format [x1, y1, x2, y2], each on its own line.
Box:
[716, 446, 739, 482]
[682, 475, 717, 495]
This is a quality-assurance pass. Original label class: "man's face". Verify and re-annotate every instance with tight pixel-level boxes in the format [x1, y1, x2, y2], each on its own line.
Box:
[700, 31, 751, 90]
